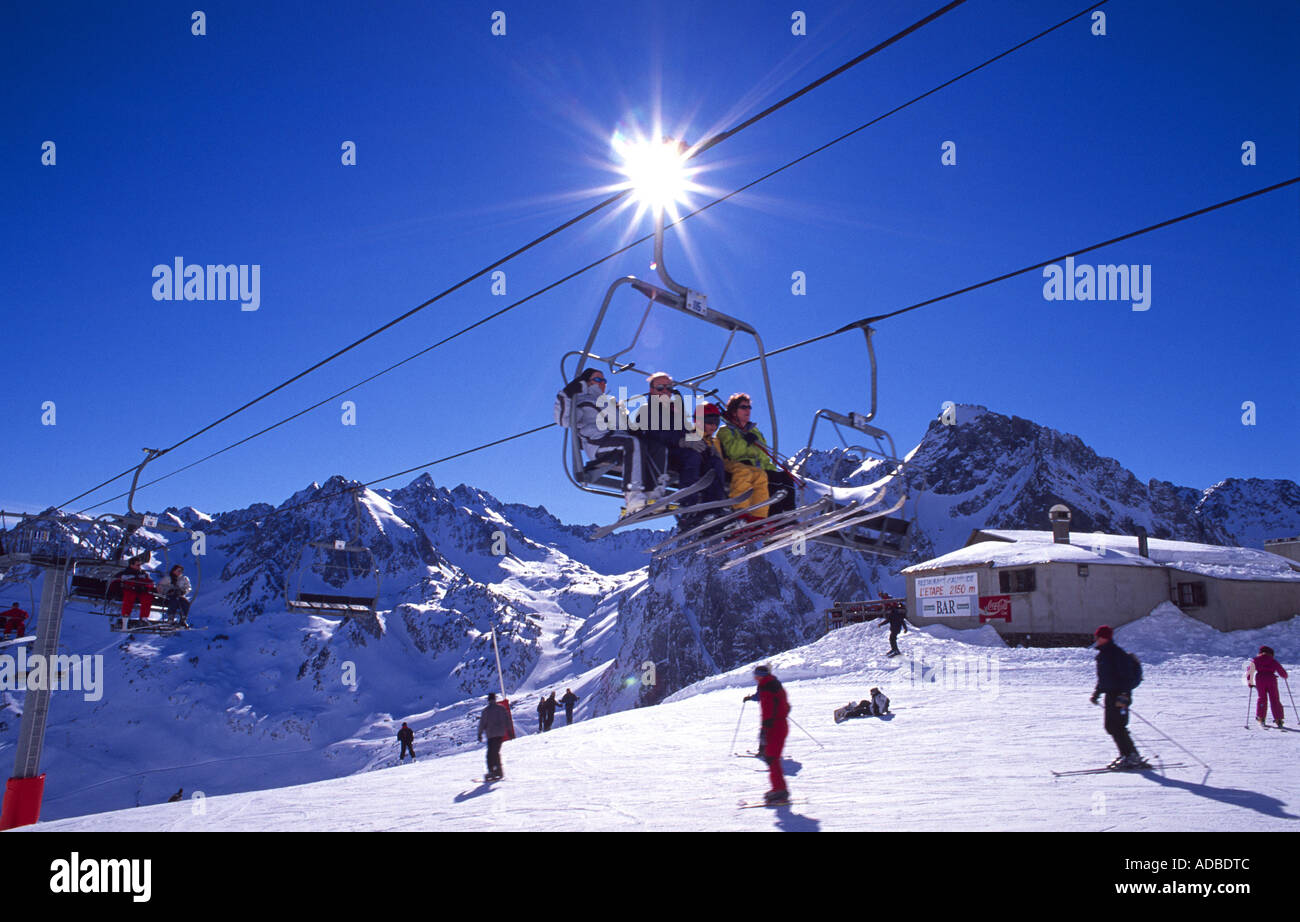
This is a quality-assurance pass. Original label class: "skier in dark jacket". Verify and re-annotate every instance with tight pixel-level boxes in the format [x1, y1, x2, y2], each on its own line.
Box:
[879, 607, 908, 657]
[537, 696, 547, 733]
[1090, 625, 1149, 770]
[1251, 646, 1289, 727]
[543, 692, 558, 731]
[560, 689, 580, 725]
[477, 693, 511, 780]
[744, 665, 791, 804]
[397, 722, 415, 761]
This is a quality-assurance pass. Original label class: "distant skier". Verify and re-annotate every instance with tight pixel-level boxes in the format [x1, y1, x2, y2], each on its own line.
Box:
[878, 606, 908, 657]
[1090, 625, 1149, 770]
[167, 788, 184, 803]
[544, 691, 558, 731]
[537, 696, 547, 733]
[1251, 646, 1288, 728]
[397, 722, 415, 761]
[744, 665, 791, 805]
[561, 688, 580, 725]
[477, 693, 510, 781]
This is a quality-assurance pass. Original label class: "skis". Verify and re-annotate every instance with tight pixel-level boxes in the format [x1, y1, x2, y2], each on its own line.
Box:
[738, 797, 805, 808]
[590, 471, 719, 538]
[720, 491, 907, 570]
[0, 635, 35, 650]
[475, 775, 504, 783]
[1051, 762, 1188, 777]
[650, 491, 787, 558]
[701, 497, 835, 559]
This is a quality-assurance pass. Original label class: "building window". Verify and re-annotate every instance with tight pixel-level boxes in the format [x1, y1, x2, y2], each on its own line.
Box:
[999, 568, 1036, 593]
[1077, 564, 1089, 577]
[1175, 581, 1206, 608]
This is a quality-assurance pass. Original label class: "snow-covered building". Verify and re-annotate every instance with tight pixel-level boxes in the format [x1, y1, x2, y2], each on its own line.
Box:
[902, 507, 1300, 645]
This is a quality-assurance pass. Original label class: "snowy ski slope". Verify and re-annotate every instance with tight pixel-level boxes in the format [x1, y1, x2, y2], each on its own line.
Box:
[25, 609, 1300, 832]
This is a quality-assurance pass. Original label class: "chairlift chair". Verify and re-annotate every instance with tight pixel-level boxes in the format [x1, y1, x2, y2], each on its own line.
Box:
[561, 211, 781, 511]
[285, 489, 381, 618]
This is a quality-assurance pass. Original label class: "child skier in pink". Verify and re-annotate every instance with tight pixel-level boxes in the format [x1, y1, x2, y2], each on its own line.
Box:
[1250, 646, 1289, 728]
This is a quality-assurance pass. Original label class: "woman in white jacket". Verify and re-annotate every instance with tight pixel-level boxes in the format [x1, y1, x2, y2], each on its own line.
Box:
[157, 564, 192, 625]
[570, 369, 656, 512]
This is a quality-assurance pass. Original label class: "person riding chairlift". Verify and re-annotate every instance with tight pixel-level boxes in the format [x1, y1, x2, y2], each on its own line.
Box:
[569, 368, 658, 512]
[632, 372, 690, 500]
[115, 556, 156, 623]
[677, 402, 728, 527]
[157, 564, 193, 626]
[2, 602, 29, 637]
[717, 393, 797, 520]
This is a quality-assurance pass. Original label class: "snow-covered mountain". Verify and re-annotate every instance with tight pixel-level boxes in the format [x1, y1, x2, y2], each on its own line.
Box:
[2, 405, 1296, 822]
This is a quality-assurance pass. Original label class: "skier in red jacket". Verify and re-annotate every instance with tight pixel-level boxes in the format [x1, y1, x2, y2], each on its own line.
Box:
[1251, 646, 1289, 728]
[745, 665, 791, 805]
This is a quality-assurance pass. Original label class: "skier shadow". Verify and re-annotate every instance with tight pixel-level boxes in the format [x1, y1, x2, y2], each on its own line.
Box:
[782, 757, 803, 776]
[453, 782, 497, 803]
[1140, 772, 1299, 821]
[768, 804, 820, 832]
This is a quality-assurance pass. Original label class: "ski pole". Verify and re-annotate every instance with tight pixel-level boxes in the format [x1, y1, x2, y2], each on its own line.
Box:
[1245, 683, 1255, 729]
[1285, 677, 1297, 721]
[729, 699, 748, 755]
[1129, 708, 1210, 772]
[788, 714, 824, 749]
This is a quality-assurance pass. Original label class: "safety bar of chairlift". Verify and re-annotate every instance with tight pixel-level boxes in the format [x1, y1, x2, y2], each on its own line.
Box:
[805, 409, 901, 466]
[572, 213, 780, 449]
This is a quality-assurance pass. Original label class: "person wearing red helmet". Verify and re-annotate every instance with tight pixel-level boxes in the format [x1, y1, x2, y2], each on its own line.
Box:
[676, 402, 728, 526]
[1090, 625, 1149, 770]
[1251, 645, 1288, 728]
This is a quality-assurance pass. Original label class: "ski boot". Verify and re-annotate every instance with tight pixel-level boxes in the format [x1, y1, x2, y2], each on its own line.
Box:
[1122, 753, 1151, 770]
[623, 491, 648, 515]
[763, 789, 791, 805]
[1106, 755, 1129, 770]
[1257, 717, 1266, 727]
[1276, 719, 1285, 729]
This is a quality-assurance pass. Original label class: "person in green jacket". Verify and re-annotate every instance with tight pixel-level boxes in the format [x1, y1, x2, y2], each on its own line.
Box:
[717, 393, 796, 518]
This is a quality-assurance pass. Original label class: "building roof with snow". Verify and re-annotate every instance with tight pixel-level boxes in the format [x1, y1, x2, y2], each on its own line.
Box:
[903, 529, 1300, 583]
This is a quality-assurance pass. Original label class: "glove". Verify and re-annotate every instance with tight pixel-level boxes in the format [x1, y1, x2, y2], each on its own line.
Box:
[742, 431, 758, 445]
[1089, 693, 1099, 705]
[743, 694, 757, 702]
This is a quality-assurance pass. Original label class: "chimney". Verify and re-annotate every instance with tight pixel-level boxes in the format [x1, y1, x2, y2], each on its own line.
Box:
[1049, 504, 1071, 544]
[1136, 525, 1149, 558]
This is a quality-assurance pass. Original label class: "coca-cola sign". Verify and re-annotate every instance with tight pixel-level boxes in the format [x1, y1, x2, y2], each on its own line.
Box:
[979, 595, 1012, 623]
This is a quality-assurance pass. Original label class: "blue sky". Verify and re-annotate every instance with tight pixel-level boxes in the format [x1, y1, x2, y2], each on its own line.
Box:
[2, 0, 1296, 526]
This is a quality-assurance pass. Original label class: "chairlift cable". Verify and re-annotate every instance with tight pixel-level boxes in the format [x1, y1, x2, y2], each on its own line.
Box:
[74, 0, 1110, 515]
[109, 172, 1300, 551]
[56, 0, 972, 512]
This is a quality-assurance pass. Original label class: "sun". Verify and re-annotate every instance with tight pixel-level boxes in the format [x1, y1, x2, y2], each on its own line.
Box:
[611, 130, 701, 221]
